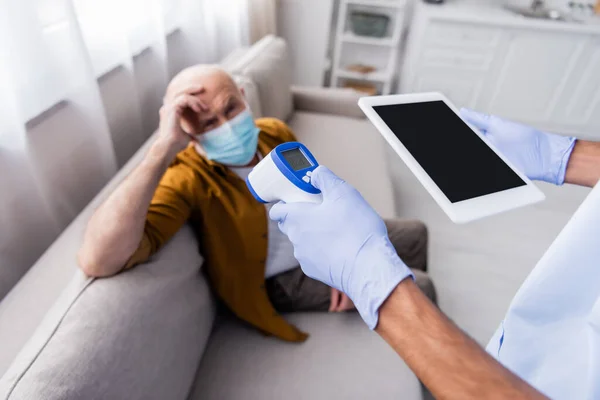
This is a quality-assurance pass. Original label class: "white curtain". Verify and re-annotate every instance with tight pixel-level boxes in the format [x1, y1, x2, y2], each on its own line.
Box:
[248, 0, 277, 44]
[0, 0, 252, 298]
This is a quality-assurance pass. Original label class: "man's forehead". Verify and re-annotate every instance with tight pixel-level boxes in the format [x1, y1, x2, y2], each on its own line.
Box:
[166, 66, 238, 101]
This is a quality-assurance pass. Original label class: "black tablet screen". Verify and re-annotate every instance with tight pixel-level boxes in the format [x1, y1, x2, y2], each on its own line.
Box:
[373, 101, 525, 203]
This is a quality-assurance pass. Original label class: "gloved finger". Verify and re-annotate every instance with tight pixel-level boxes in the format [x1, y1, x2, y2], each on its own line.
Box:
[310, 166, 346, 197]
[460, 108, 491, 133]
[269, 201, 316, 223]
[269, 201, 290, 222]
[483, 132, 499, 149]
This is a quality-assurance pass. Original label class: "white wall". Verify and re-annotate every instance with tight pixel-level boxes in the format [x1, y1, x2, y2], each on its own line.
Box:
[276, 0, 336, 86]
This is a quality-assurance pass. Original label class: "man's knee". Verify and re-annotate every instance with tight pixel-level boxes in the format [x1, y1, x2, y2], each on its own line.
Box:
[385, 219, 428, 271]
[410, 220, 428, 250]
[386, 219, 427, 244]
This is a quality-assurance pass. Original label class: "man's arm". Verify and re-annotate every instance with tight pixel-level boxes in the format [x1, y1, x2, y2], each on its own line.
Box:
[564, 140, 600, 188]
[78, 88, 206, 277]
[376, 279, 547, 399]
[78, 142, 177, 277]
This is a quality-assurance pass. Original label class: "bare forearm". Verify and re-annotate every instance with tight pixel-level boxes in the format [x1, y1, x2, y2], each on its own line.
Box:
[376, 280, 547, 400]
[78, 140, 176, 277]
[564, 140, 600, 188]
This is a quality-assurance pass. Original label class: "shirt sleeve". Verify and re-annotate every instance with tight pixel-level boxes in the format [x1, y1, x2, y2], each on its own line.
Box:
[123, 164, 196, 270]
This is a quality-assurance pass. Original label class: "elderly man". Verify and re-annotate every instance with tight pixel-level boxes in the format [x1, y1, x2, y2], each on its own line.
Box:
[77, 65, 436, 341]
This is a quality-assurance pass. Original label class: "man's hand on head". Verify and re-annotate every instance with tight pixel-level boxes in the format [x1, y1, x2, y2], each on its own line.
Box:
[155, 84, 208, 158]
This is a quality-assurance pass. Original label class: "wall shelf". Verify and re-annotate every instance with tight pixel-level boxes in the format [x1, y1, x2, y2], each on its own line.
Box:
[335, 69, 389, 82]
[345, 0, 405, 9]
[342, 33, 395, 46]
[330, 0, 405, 95]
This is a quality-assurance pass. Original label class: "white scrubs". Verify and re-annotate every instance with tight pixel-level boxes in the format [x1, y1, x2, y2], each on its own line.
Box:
[487, 183, 600, 399]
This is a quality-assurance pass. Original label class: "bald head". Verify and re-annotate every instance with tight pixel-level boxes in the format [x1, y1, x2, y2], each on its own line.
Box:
[165, 65, 238, 103]
[165, 65, 247, 136]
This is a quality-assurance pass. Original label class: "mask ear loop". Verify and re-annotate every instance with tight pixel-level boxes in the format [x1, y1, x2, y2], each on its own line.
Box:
[240, 102, 260, 163]
[230, 102, 254, 124]
[243, 101, 252, 116]
[194, 141, 208, 157]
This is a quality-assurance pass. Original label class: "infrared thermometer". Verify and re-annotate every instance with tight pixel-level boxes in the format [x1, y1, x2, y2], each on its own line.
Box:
[246, 142, 323, 204]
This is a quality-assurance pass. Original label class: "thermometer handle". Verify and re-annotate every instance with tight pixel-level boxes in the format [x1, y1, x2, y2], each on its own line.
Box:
[280, 191, 323, 204]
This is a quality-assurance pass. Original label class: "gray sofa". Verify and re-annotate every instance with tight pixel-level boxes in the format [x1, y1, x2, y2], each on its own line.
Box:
[0, 36, 422, 399]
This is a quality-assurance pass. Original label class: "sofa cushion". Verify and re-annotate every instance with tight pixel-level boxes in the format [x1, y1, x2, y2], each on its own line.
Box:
[0, 225, 214, 400]
[188, 313, 421, 400]
[288, 111, 396, 218]
[228, 36, 294, 121]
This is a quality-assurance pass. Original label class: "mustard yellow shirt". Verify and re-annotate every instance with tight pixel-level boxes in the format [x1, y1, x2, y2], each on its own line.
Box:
[126, 118, 308, 342]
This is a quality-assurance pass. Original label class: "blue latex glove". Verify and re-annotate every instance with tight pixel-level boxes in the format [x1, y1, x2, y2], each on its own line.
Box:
[460, 109, 576, 185]
[269, 166, 413, 329]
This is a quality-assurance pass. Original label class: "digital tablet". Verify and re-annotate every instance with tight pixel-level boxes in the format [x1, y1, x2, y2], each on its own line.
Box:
[358, 92, 545, 223]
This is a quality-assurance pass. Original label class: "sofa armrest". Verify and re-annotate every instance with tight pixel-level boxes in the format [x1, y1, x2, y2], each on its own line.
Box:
[291, 86, 366, 119]
[0, 225, 216, 400]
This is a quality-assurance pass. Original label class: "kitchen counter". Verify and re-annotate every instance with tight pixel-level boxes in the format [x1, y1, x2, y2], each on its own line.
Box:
[415, 0, 600, 35]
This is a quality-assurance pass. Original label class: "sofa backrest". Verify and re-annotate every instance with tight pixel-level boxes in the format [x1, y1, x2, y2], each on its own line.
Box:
[232, 75, 264, 119]
[226, 35, 294, 122]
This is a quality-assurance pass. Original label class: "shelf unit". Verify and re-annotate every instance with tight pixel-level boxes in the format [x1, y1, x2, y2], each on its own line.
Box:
[336, 69, 388, 81]
[342, 33, 395, 46]
[345, 0, 404, 8]
[330, 0, 406, 95]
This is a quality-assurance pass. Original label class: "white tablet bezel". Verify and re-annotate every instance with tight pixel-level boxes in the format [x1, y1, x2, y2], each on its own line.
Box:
[358, 92, 545, 223]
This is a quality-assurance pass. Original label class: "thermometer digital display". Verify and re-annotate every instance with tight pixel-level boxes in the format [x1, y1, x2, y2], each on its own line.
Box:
[281, 148, 313, 171]
[246, 142, 323, 204]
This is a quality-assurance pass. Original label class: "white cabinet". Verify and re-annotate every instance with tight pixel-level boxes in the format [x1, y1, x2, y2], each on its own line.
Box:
[401, 12, 600, 138]
[330, 0, 407, 95]
[413, 73, 483, 108]
[482, 30, 581, 124]
[552, 36, 600, 135]
[402, 20, 501, 109]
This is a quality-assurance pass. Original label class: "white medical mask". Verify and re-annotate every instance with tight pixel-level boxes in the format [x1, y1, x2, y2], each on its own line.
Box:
[195, 108, 260, 166]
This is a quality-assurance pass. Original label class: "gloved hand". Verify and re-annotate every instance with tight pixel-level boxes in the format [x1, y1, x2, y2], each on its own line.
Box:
[269, 166, 413, 329]
[460, 109, 576, 185]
